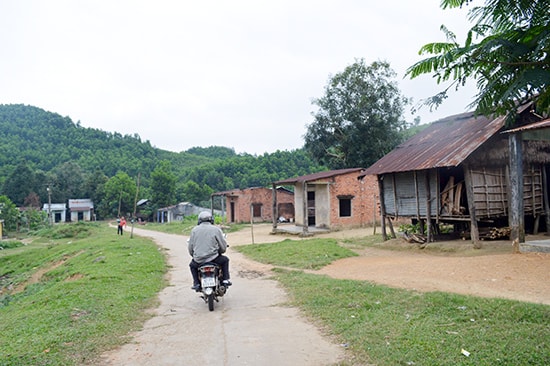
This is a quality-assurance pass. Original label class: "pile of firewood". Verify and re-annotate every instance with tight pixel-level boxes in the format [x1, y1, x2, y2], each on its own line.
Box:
[481, 227, 511, 240]
[460, 227, 511, 240]
[402, 231, 428, 248]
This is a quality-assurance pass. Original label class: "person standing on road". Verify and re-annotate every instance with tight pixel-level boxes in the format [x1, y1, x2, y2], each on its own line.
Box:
[188, 211, 231, 291]
[117, 216, 127, 235]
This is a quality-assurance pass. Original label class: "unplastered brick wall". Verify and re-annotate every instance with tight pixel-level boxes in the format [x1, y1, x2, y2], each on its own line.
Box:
[225, 188, 294, 223]
[328, 173, 379, 229]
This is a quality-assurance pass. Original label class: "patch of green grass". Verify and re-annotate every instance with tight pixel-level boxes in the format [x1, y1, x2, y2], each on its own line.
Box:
[273, 269, 550, 366]
[234, 238, 358, 269]
[32, 221, 95, 240]
[0, 240, 24, 250]
[142, 217, 246, 236]
[339, 234, 384, 249]
[0, 222, 166, 365]
[136, 221, 196, 235]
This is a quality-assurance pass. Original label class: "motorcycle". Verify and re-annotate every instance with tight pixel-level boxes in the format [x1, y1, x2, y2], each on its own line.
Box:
[197, 262, 228, 311]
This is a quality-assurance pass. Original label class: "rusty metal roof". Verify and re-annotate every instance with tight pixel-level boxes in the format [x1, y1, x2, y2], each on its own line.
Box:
[502, 118, 550, 133]
[362, 111, 506, 176]
[212, 186, 293, 196]
[273, 168, 365, 185]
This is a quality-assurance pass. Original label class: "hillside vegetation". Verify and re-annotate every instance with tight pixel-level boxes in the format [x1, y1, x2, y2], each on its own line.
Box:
[0, 104, 325, 222]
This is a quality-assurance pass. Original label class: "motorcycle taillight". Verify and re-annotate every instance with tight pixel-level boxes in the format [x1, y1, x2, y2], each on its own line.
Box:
[201, 266, 215, 273]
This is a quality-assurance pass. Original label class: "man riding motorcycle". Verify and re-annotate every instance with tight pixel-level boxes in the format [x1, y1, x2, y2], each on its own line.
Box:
[188, 211, 231, 291]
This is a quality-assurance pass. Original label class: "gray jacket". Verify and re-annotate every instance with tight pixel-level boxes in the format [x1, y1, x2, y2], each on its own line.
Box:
[188, 222, 227, 263]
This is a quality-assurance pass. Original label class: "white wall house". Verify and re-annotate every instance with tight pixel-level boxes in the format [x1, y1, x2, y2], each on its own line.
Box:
[42, 203, 67, 223]
[68, 199, 94, 222]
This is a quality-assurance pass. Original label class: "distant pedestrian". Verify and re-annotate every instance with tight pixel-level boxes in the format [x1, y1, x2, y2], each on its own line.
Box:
[117, 216, 127, 235]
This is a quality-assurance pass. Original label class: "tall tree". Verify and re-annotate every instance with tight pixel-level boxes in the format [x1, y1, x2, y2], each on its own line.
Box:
[51, 161, 85, 202]
[150, 160, 176, 207]
[2, 161, 36, 206]
[177, 180, 213, 207]
[304, 59, 410, 169]
[99, 172, 137, 218]
[406, 0, 550, 122]
[82, 170, 109, 219]
[0, 195, 19, 231]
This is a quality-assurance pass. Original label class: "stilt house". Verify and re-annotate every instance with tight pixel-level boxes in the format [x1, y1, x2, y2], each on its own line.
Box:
[362, 105, 550, 247]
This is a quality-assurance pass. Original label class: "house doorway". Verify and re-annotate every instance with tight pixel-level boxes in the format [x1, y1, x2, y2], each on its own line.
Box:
[230, 202, 235, 223]
[307, 191, 316, 226]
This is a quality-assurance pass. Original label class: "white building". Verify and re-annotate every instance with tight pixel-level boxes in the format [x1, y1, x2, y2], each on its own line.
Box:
[42, 203, 67, 223]
[68, 199, 94, 222]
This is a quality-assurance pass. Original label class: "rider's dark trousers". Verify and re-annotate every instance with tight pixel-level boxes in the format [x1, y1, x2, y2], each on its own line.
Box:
[189, 255, 230, 285]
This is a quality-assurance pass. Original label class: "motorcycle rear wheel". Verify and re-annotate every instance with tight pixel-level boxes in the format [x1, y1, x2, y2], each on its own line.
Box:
[208, 293, 214, 311]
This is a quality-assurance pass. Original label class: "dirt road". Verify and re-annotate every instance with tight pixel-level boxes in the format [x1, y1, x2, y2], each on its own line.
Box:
[99, 223, 550, 365]
[98, 227, 346, 366]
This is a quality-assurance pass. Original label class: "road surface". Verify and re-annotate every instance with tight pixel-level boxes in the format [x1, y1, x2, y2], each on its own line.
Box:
[98, 227, 346, 365]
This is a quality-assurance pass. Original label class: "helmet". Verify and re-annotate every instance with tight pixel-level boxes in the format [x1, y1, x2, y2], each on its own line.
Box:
[198, 211, 214, 224]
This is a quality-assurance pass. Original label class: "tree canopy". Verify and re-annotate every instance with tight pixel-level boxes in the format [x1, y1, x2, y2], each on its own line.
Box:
[406, 0, 550, 123]
[304, 59, 410, 169]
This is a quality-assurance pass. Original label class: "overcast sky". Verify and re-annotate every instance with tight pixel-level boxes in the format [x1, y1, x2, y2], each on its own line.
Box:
[0, 1, 478, 155]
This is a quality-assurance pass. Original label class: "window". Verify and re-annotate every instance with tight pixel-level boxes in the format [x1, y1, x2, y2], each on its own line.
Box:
[252, 203, 262, 218]
[338, 195, 353, 217]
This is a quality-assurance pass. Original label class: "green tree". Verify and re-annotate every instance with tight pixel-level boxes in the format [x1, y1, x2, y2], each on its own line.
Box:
[99, 172, 137, 218]
[20, 208, 47, 231]
[2, 161, 36, 206]
[83, 170, 109, 219]
[177, 180, 213, 206]
[186, 146, 237, 159]
[51, 161, 85, 202]
[150, 160, 176, 207]
[0, 195, 19, 231]
[304, 59, 410, 169]
[406, 0, 550, 122]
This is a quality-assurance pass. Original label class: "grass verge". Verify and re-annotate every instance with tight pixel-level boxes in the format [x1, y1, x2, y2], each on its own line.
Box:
[236, 238, 358, 269]
[132, 216, 245, 236]
[235, 237, 550, 365]
[0, 222, 166, 365]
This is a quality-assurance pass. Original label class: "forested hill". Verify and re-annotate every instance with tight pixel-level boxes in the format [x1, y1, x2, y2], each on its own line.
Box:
[0, 104, 215, 177]
[0, 104, 324, 215]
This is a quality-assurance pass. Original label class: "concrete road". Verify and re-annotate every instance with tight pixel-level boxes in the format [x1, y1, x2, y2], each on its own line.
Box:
[98, 227, 346, 365]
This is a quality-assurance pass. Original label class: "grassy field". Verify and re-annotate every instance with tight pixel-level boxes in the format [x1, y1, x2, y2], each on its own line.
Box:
[0, 222, 166, 365]
[130, 215, 245, 236]
[235, 239, 550, 366]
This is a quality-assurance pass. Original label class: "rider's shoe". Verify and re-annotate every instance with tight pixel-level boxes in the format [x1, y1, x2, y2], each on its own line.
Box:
[191, 284, 201, 291]
[222, 280, 232, 286]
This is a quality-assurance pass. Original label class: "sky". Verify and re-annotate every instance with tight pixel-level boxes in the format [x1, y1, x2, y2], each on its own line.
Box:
[0, 1, 479, 155]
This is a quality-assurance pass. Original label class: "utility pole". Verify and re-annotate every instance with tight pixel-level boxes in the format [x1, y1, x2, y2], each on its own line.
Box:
[117, 189, 122, 218]
[47, 184, 52, 225]
[130, 173, 140, 239]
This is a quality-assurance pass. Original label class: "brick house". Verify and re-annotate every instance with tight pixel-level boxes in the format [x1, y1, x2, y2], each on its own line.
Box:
[212, 187, 295, 224]
[272, 168, 378, 234]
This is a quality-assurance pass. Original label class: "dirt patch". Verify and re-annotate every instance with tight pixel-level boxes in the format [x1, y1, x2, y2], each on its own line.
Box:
[228, 224, 550, 306]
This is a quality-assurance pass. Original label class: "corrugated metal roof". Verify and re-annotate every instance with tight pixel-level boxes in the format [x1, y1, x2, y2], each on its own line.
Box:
[502, 118, 550, 133]
[68, 199, 94, 209]
[362, 111, 506, 176]
[273, 168, 365, 185]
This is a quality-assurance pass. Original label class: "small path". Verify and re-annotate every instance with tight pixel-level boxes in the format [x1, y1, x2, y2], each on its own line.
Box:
[98, 227, 346, 366]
